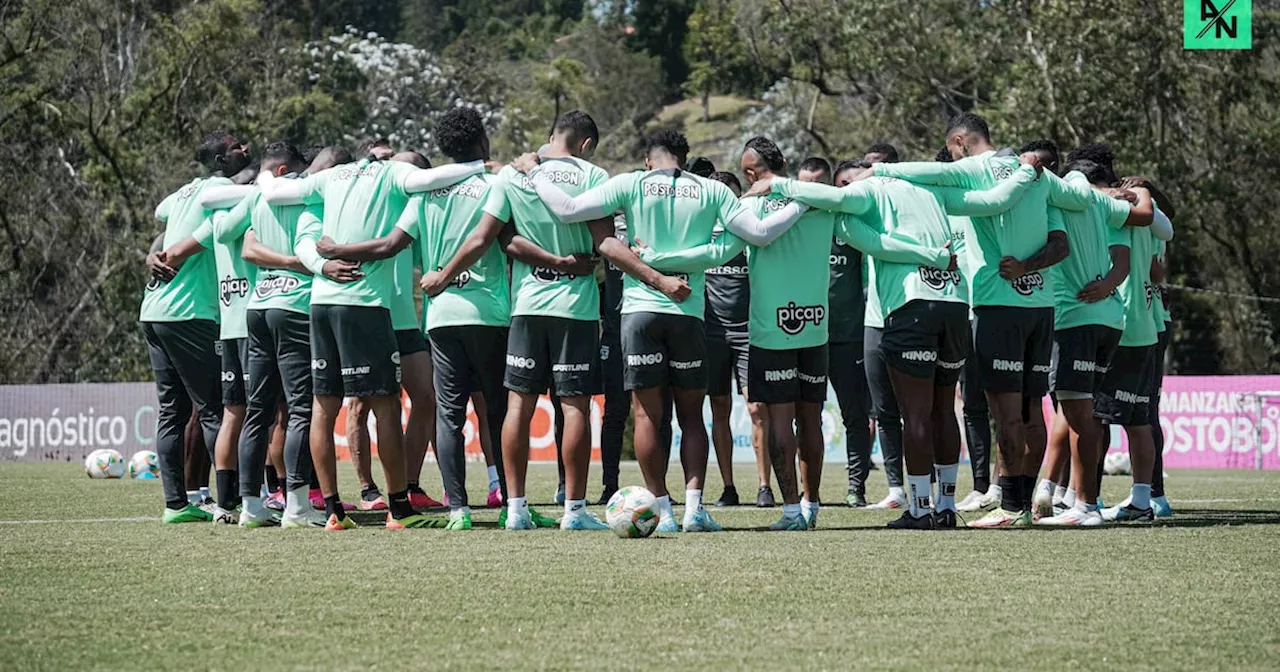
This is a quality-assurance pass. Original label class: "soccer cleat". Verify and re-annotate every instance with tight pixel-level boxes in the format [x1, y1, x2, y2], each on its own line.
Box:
[1152, 496, 1174, 518]
[1101, 504, 1154, 523]
[933, 509, 958, 529]
[198, 498, 218, 516]
[560, 509, 611, 531]
[887, 511, 935, 530]
[239, 508, 281, 529]
[1032, 488, 1055, 520]
[957, 489, 996, 512]
[444, 511, 472, 531]
[756, 486, 776, 508]
[409, 487, 444, 510]
[162, 504, 213, 524]
[1053, 501, 1070, 516]
[386, 513, 433, 530]
[866, 491, 907, 510]
[1037, 508, 1103, 527]
[656, 516, 680, 534]
[504, 508, 535, 530]
[282, 508, 327, 529]
[802, 507, 819, 530]
[846, 492, 868, 508]
[324, 514, 358, 531]
[714, 486, 740, 507]
[596, 488, 618, 506]
[554, 484, 566, 506]
[213, 507, 240, 525]
[359, 494, 388, 511]
[264, 491, 286, 512]
[682, 507, 724, 533]
[770, 512, 809, 531]
[487, 487, 503, 509]
[968, 508, 1031, 528]
[528, 507, 559, 529]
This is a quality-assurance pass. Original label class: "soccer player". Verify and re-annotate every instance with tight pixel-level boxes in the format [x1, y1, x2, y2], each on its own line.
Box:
[596, 214, 630, 504]
[701, 170, 771, 508]
[512, 130, 819, 532]
[260, 127, 486, 531]
[141, 131, 250, 523]
[869, 113, 1092, 527]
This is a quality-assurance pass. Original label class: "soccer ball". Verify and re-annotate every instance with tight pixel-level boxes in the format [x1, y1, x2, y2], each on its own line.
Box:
[1103, 451, 1132, 476]
[85, 449, 126, 479]
[605, 486, 660, 538]
[128, 450, 160, 479]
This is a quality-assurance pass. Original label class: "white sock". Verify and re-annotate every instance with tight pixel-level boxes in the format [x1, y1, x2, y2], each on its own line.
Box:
[685, 489, 703, 513]
[199, 486, 211, 501]
[934, 463, 959, 512]
[508, 496, 528, 517]
[451, 506, 471, 520]
[657, 495, 675, 520]
[1036, 479, 1056, 499]
[800, 498, 819, 518]
[987, 483, 1002, 497]
[1053, 484, 1068, 505]
[1063, 488, 1077, 508]
[566, 499, 586, 515]
[187, 490, 201, 505]
[888, 485, 906, 501]
[782, 502, 801, 518]
[285, 486, 310, 516]
[907, 475, 932, 518]
[487, 465, 500, 490]
[1130, 483, 1152, 510]
[242, 495, 264, 517]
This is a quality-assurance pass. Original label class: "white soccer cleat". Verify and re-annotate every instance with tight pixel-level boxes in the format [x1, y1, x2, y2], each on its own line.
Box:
[682, 507, 724, 532]
[213, 507, 240, 525]
[282, 508, 327, 529]
[559, 509, 610, 531]
[1032, 488, 1055, 520]
[1036, 508, 1102, 527]
[866, 491, 907, 510]
[956, 490, 988, 512]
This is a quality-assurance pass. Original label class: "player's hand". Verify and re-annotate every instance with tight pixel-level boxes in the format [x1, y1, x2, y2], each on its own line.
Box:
[1077, 279, 1111, 303]
[511, 153, 541, 175]
[940, 240, 959, 271]
[420, 270, 448, 297]
[321, 260, 362, 283]
[146, 251, 177, 282]
[559, 253, 597, 277]
[657, 275, 691, 303]
[316, 236, 340, 259]
[484, 160, 504, 175]
[1120, 176, 1152, 191]
[743, 177, 773, 198]
[1101, 187, 1138, 203]
[998, 255, 1027, 280]
[1018, 152, 1044, 176]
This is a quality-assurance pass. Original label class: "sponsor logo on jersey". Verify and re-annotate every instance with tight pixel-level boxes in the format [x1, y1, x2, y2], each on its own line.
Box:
[761, 197, 793, 212]
[764, 367, 797, 382]
[1115, 389, 1150, 404]
[145, 277, 163, 292]
[1032, 363, 1052, 373]
[992, 164, 1015, 180]
[705, 265, 748, 277]
[506, 354, 537, 370]
[798, 371, 826, 384]
[220, 276, 250, 306]
[221, 370, 236, 383]
[531, 267, 584, 283]
[776, 302, 826, 335]
[627, 352, 664, 366]
[830, 254, 849, 266]
[254, 275, 302, 298]
[599, 345, 610, 360]
[1144, 281, 1156, 308]
[526, 170, 582, 189]
[642, 182, 701, 199]
[390, 352, 401, 366]
[311, 358, 328, 371]
[1010, 272, 1045, 296]
[919, 267, 962, 291]
[901, 350, 937, 362]
[1073, 359, 1098, 373]
[939, 358, 966, 370]
[551, 362, 592, 373]
[341, 365, 371, 376]
[669, 359, 702, 370]
[335, 162, 382, 181]
[992, 358, 1024, 372]
[430, 182, 486, 200]
[439, 267, 471, 290]
[175, 182, 199, 202]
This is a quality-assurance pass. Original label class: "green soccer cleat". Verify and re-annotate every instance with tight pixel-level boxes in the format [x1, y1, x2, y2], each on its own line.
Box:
[528, 507, 558, 528]
[445, 511, 472, 531]
[386, 513, 436, 529]
[162, 504, 213, 524]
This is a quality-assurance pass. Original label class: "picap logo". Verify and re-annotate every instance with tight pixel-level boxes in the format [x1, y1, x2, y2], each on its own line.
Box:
[1010, 272, 1045, 296]
[145, 277, 163, 291]
[220, 276, 250, 306]
[254, 275, 301, 298]
[439, 267, 471, 290]
[1145, 281, 1156, 308]
[918, 267, 962, 291]
[1184, 0, 1251, 50]
[531, 267, 581, 283]
[776, 302, 826, 335]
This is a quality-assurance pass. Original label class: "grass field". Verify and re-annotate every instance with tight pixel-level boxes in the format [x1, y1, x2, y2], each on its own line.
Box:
[3, 462, 1279, 670]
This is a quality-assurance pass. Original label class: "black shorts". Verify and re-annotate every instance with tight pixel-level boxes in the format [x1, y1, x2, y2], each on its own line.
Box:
[706, 331, 749, 397]
[218, 338, 249, 406]
[1095, 345, 1155, 426]
[880, 300, 970, 387]
[748, 344, 829, 405]
[620, 312, 707, 391]
[1050, 325, 1123, 396]
[972, 306, 1054, 396]
[505, 315, 599, 398]
[309, 305, 401, 398]
[395, 328, 429, 357]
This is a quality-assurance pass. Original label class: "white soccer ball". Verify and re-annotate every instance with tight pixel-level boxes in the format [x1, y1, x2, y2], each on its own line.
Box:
[128, 450, 160, 479]
[1103, 451, 1132, 476]
[605, 486, 660, 538]
[85, 449, 126, 479]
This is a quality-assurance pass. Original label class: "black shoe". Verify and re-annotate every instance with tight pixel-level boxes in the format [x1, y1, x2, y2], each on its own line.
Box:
[596, 488, 618, 506]
[756, 486, 776, 508]
[933, 509, 957, 529]
[846, 491, 868, 508]
[715, 486, 740, 507]
[887, 510, 935, 530]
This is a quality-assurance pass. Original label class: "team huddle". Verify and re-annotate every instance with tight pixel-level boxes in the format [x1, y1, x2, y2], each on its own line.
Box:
[140, 106, 1175, 532]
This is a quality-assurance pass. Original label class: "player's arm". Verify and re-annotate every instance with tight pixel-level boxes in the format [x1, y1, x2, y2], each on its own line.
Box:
[871, 158, 976, 188]
[764, 177, 872, 215]
[837, 216, 955, 269]
[316, 229, 413, 262]
[1079, 244, 1131, 304]
[1044, 171, 1091, 212]
[498, 223, 596, 276]
[198, 185, 256, 211]
[258, 171, 324, 206]
[145, 234, 177, 281]
[159, 213, 219, 271]
[399, 160, 486, 193]
[638, 233, 749, 273]
[999, 208, 1070, 279]
[432, 213, 507, 284]
[587, 219, 690, 303]
[1150, 200, 1174, 242]
[1122, 177, 1177, 219]
[213, 198, 252, 244]
[526, 170, 623, 224]
[295, 209, 359, 282]
[154, 193, 176, 223]
[934, 164, 1038, 216]
[242, 230, 310, 275]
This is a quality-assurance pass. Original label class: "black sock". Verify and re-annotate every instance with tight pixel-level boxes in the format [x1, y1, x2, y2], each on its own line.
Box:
[388, 490, 415, 519]
[361, 484, 381, 500]
[999, 475, 1019, 511]
[1021, 476, 1037, 512]
[264, 466, 281, 494]
[407, 481, 422, 493]
[324, 494, 345, 520]
[215, 469, 238, 511]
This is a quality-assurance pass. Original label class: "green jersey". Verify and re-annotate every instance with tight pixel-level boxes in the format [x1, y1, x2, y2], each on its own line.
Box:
[581, 170, 749, 319]
[1118, 225, 1159, 347]
[140, 177, 227, 323]
[876, 152, 1088, 309]
[501, 158, 607, 321]
[1153, 239, 1171, 328]
[737, 195, 835, 349]
[291, 159, 418, 309]
[211, 206, 255, 340]
[1051, 172, 1132, 330]
[401, 174, 511, 331]
[228, 190, 315, 315]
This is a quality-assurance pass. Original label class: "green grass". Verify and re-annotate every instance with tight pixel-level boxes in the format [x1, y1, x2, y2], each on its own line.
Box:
[3, 462, 1279, 670]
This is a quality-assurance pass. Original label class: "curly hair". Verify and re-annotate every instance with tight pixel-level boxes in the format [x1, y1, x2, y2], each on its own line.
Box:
[645, 129, 690, 166]
[435, 108, 486, 159]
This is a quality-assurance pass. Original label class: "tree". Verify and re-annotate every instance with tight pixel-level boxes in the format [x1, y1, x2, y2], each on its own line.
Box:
[683, 0, 751, 121]
[536, 55, 588, 123]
